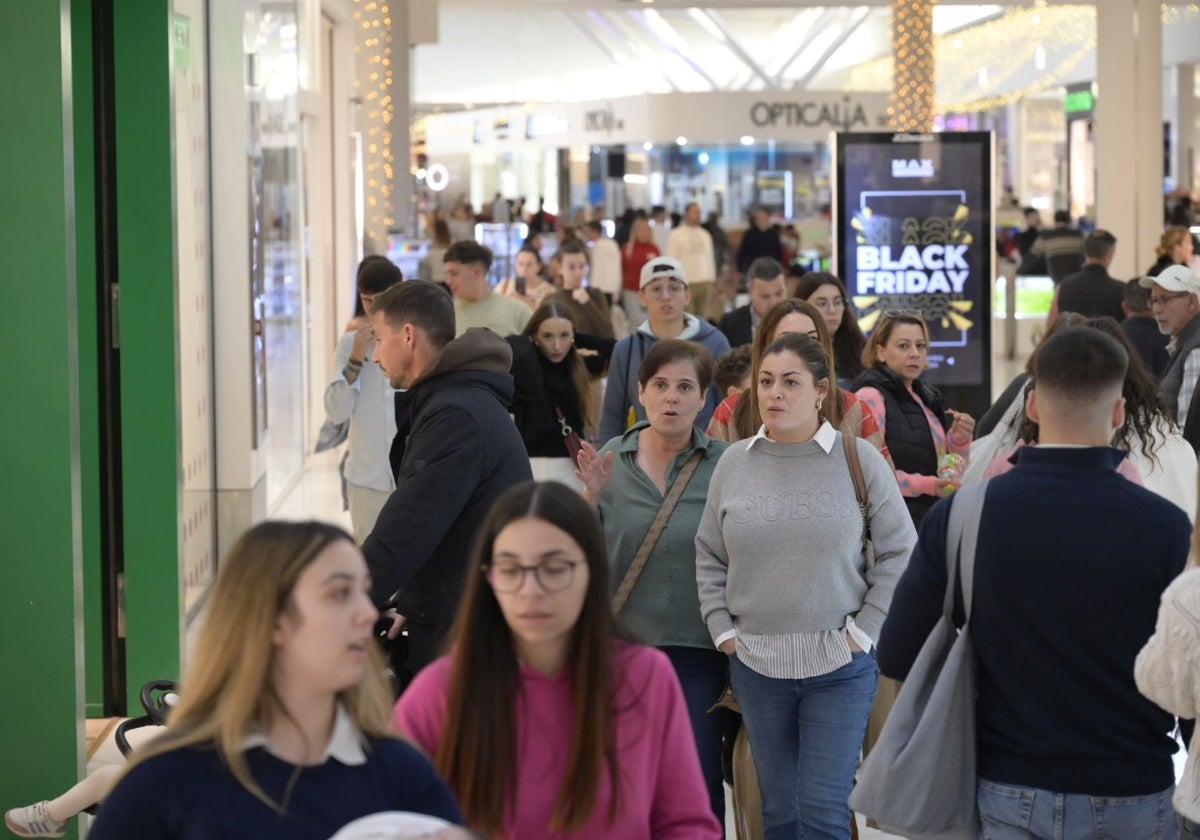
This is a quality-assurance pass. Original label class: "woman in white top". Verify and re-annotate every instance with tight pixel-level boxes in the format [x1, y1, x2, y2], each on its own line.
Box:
[1136, 474, 1200, 837]
[324, 257, 401, 543]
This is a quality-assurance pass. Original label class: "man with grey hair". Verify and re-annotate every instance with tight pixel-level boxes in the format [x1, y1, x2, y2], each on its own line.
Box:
[1142, 263, 1200, 450]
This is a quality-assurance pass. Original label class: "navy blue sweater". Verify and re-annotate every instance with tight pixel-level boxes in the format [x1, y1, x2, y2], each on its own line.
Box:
[877, 446, 1190, 796]
[87, 737, 463, 839]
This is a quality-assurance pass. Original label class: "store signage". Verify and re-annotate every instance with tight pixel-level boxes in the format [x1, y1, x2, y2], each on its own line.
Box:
[584, 104, 624, 134]
[835, 132, 994, 414]
[750, 97, 870, 131]
[755, 170, 793, 218]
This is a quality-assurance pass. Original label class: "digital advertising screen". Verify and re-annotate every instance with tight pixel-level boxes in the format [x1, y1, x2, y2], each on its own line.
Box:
[834, 132, 994, 415]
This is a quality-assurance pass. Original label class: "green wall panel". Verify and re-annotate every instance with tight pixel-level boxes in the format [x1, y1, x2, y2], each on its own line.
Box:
[113, 0, 184, 709]
[0, 0, 86, 828]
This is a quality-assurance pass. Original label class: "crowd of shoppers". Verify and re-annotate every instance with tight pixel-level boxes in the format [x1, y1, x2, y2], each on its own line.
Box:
[22, 202, 1200, 840]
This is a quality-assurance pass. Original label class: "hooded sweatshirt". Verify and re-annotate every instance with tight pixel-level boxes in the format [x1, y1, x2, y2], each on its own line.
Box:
[598, 315, 731, 443]
[363, 328, 533, 620]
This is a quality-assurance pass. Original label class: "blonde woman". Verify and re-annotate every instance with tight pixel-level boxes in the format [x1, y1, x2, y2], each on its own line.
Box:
[83, 521, 463, 839]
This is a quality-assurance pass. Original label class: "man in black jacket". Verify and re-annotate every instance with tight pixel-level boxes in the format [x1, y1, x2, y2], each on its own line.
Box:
[735, 207, 783, 276]
[365, 280, 532, 675]
[718, 256, 786, 347]
[1055, 229, 1125, 321]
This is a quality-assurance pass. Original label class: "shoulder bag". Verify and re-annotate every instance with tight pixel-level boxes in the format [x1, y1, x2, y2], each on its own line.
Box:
[848, 482, 987, 839]
[611, 449, 704, 614]
[843, 432, 875, 568]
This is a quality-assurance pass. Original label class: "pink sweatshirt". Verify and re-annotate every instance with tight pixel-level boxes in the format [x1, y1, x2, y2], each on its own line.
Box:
[393, 643, 722, 840]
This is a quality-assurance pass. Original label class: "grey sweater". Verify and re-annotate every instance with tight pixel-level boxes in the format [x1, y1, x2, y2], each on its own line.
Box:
[695, 424, 916, 677]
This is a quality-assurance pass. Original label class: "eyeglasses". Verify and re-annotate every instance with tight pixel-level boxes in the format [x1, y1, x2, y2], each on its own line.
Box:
[643, 282, 687, 298]
[1150, 292, 1191, 307]
[484, 559, 581, 593]
[812, 297, 846, 311]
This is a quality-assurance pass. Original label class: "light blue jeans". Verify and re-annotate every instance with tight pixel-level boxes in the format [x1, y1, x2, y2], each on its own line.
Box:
[977, 778, 1175, 839]
[730, 650, 877, 840]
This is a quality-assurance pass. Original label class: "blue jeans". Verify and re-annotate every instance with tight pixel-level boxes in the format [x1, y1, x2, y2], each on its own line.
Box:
[730, 650, 878, 840]
[661, 645, 730, 824]
[977, 779, 1176, 839]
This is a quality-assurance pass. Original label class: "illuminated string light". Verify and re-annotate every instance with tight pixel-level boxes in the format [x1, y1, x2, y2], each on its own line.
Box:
[354, 0, 395, 245]
[853, 4, 1199, 114]
[889, 0, 935, 131]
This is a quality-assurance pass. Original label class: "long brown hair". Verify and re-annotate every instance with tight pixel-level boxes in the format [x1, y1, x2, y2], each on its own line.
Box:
[436, 482, 625, 835]
[795, 272, 866, 379]
[523, 299, 595, 435]
[118, 522, 394, 809]
[732, 298, 842, 439]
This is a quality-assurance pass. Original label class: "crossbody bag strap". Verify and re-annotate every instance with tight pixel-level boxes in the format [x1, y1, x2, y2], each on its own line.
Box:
[943, 482, 987, 622]
[612, 449, 705, 614]
[842, 433, 871, 552]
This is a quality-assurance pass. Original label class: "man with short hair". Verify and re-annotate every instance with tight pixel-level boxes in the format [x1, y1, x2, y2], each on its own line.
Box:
[599, 256, 730, 441]
[1014, 206, 1042, 265]
[1141, 264, 1200, 450]
[582, 220, 622, 307]
[552, 238, 613, 338]
[735, 206, 784, 275]
[878, 326, 1190, 839]
[668, 202, 717, 318]
[1122, 277, 1169, 378]
[364, 280, 532, 675]
[717, 257, 786, 348]
[1054, 229, 1125, 321]
[1018, 209, 1085, 284]
[442, 240, 531, 337]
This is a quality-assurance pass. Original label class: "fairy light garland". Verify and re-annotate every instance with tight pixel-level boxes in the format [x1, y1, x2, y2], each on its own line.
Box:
[854, 4, 1198, 115]
[889, 0, 935, 131]
[353, 0, 395, 247]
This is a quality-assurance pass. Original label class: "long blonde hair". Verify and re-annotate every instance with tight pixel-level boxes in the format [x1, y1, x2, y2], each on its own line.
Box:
[121, 521, 394, 809]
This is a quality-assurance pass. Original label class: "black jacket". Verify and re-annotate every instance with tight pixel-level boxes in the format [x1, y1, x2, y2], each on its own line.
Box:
[853, 365, 949, 526]
[735, 225, 783, 273]
[1122, 316, 1169, 379]
[363, 328, 533, 621]
[1056, 263, 1125, 322]
[718, 305, 754, 348]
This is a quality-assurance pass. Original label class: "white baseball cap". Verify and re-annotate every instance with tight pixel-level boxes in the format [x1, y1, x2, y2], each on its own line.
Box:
[639, 256, 688, 290]
[1139, 263, 1200, 294]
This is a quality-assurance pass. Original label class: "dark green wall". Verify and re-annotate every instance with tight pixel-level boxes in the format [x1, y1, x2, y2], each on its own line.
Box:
[0, 0, 86, 823]
[113, 0, 184, 709]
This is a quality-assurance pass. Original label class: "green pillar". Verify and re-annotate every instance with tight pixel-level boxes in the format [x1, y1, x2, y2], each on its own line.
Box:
[0, 0, 87, 820]
[113, 0, 184, 707]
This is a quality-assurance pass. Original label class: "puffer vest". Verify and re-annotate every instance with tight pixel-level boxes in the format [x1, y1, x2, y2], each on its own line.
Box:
[853, 365, 949, 525]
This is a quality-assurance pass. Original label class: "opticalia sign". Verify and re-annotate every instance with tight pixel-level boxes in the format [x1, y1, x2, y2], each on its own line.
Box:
[750, 97, 870, 131]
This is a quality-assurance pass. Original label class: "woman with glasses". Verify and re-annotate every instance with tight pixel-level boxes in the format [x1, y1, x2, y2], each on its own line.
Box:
[696, 332, 917, 840]
[599, 257, 730, 441]
[852, 311, 975, 526]
[707, 299, 889, 464]
[795, 272, 867, 387]
[393, 482, 722, 840]
[574, 339, 730, 825]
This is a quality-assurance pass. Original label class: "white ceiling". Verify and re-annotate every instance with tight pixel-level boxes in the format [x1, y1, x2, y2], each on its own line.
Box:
[412, 3, 1200, 111]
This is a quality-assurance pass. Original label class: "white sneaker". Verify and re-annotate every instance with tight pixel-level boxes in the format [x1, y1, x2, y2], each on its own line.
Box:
[4, 801, 68, 838]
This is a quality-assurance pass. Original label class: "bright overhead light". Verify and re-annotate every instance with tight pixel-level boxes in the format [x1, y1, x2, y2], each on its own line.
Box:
[687, 8, 728, 43]
[643, 141, 653, 151]
[740, 135, 755, 146]
[698, 152, 710, 165]
[676, 136, 688, 146]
